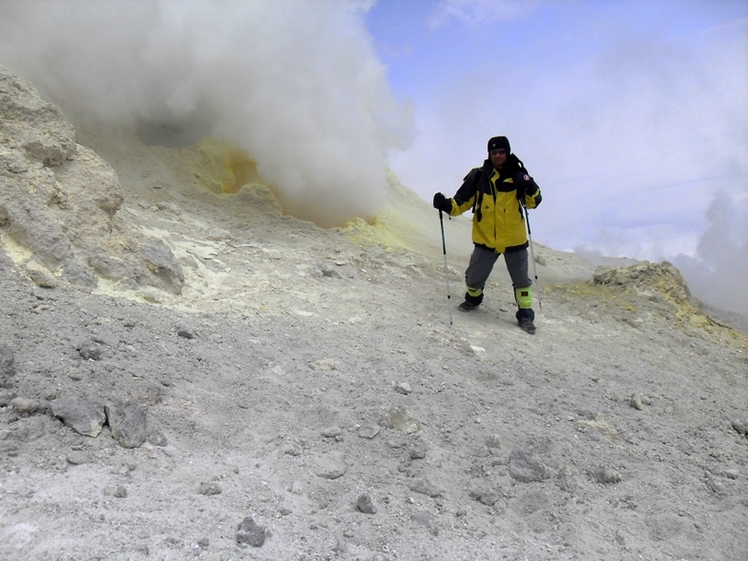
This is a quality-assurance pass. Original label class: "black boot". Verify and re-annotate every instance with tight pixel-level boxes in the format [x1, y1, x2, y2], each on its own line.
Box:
[458, 292, 482, 312]
[516, 309, 536, 334]
[518, 317, 536, 334]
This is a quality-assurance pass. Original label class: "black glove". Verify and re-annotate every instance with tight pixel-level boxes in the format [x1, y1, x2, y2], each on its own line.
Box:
[433, 192, 452, 213]
[513, 172, 538, 198]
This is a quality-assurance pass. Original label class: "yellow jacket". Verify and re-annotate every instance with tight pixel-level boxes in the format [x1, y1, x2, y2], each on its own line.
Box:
[447, 159, 542, 253]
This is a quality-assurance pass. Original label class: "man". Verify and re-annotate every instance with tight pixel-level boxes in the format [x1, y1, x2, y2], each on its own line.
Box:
[433, 135, 542, 334]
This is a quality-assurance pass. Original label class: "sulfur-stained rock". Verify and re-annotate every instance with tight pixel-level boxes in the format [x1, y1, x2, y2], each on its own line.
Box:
[0, 64, 184, 295]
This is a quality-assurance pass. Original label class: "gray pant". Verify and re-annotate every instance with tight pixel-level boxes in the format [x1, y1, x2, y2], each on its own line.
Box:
[465, 245, 531, 296]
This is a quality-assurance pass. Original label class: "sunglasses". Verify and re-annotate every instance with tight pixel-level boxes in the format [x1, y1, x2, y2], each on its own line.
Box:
[490, 149, 507, 156]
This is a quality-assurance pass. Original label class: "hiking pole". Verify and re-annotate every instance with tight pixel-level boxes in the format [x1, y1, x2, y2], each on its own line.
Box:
[438, 210, 454, 326]
[522, 202, 543, 311]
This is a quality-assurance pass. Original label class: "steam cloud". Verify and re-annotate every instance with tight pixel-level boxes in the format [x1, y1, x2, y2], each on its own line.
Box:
[673, 191, 748, 315]
[0, 0, 413, 227]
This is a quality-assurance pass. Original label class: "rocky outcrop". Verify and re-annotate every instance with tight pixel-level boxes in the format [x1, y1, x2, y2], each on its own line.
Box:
[593, 261, 691, 303]
[0, 65, 183, 293]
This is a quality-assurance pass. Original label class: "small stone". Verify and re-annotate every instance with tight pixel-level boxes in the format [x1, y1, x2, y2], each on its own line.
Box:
[629, 394, 644, 410]
[236, 516, 266, 547]
[106, 399, 147, 448]
[198, 537, 210, 547]
[706, 472, 726, 495]
[592, 466, 621, 484]
[308, 358, 336, 371]
[469, 487, 499, 506]
[11, 397, 39, 414]
[509, 449, 550, 483]
[321, 426, 343, 438]
[66, 451, 89, 465]
[316, 264, 339, 278]
[731, 419, 747, 435]
[383, 406, 419, 434]
[393, 381, 412, 395]
[356, 494, 376, 514]
[411, 511, 439, 536]
[314, 451, 346, 479]
[386, 437, 407, 448]
[486, 434, 502, 449]
[147, 429, 168, 447]
[198, 482, 222, 496]
[557, 465, 578, 493]
[130, 544, 149, 556]
[479, 490, 500, 506]
[50, 396, 106, 437]
[357, 425, 380, 439]
[0, 391, 15, 407]
[723, 469, 739, 480]
[77, 341, 104, 361]
[177, 325, 196, 339]
[409, 478, 442, 498]
[113, 486, 128, 498]
[410, 445, 427, 460]
[284, 442, 302, 456]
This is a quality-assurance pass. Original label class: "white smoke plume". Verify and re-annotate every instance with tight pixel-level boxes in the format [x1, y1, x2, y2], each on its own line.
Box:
[673, 190, 748, 315]
[0, 0, 413, 227]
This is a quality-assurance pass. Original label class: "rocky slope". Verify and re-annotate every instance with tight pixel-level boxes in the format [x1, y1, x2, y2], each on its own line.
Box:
[1, 64, 747, 561]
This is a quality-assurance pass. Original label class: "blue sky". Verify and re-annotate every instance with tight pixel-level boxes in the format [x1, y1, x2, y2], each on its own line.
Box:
[365, 0, 748, 265]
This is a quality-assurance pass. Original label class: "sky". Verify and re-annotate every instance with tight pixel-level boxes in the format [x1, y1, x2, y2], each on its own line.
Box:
[0, 0, 746, 313]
